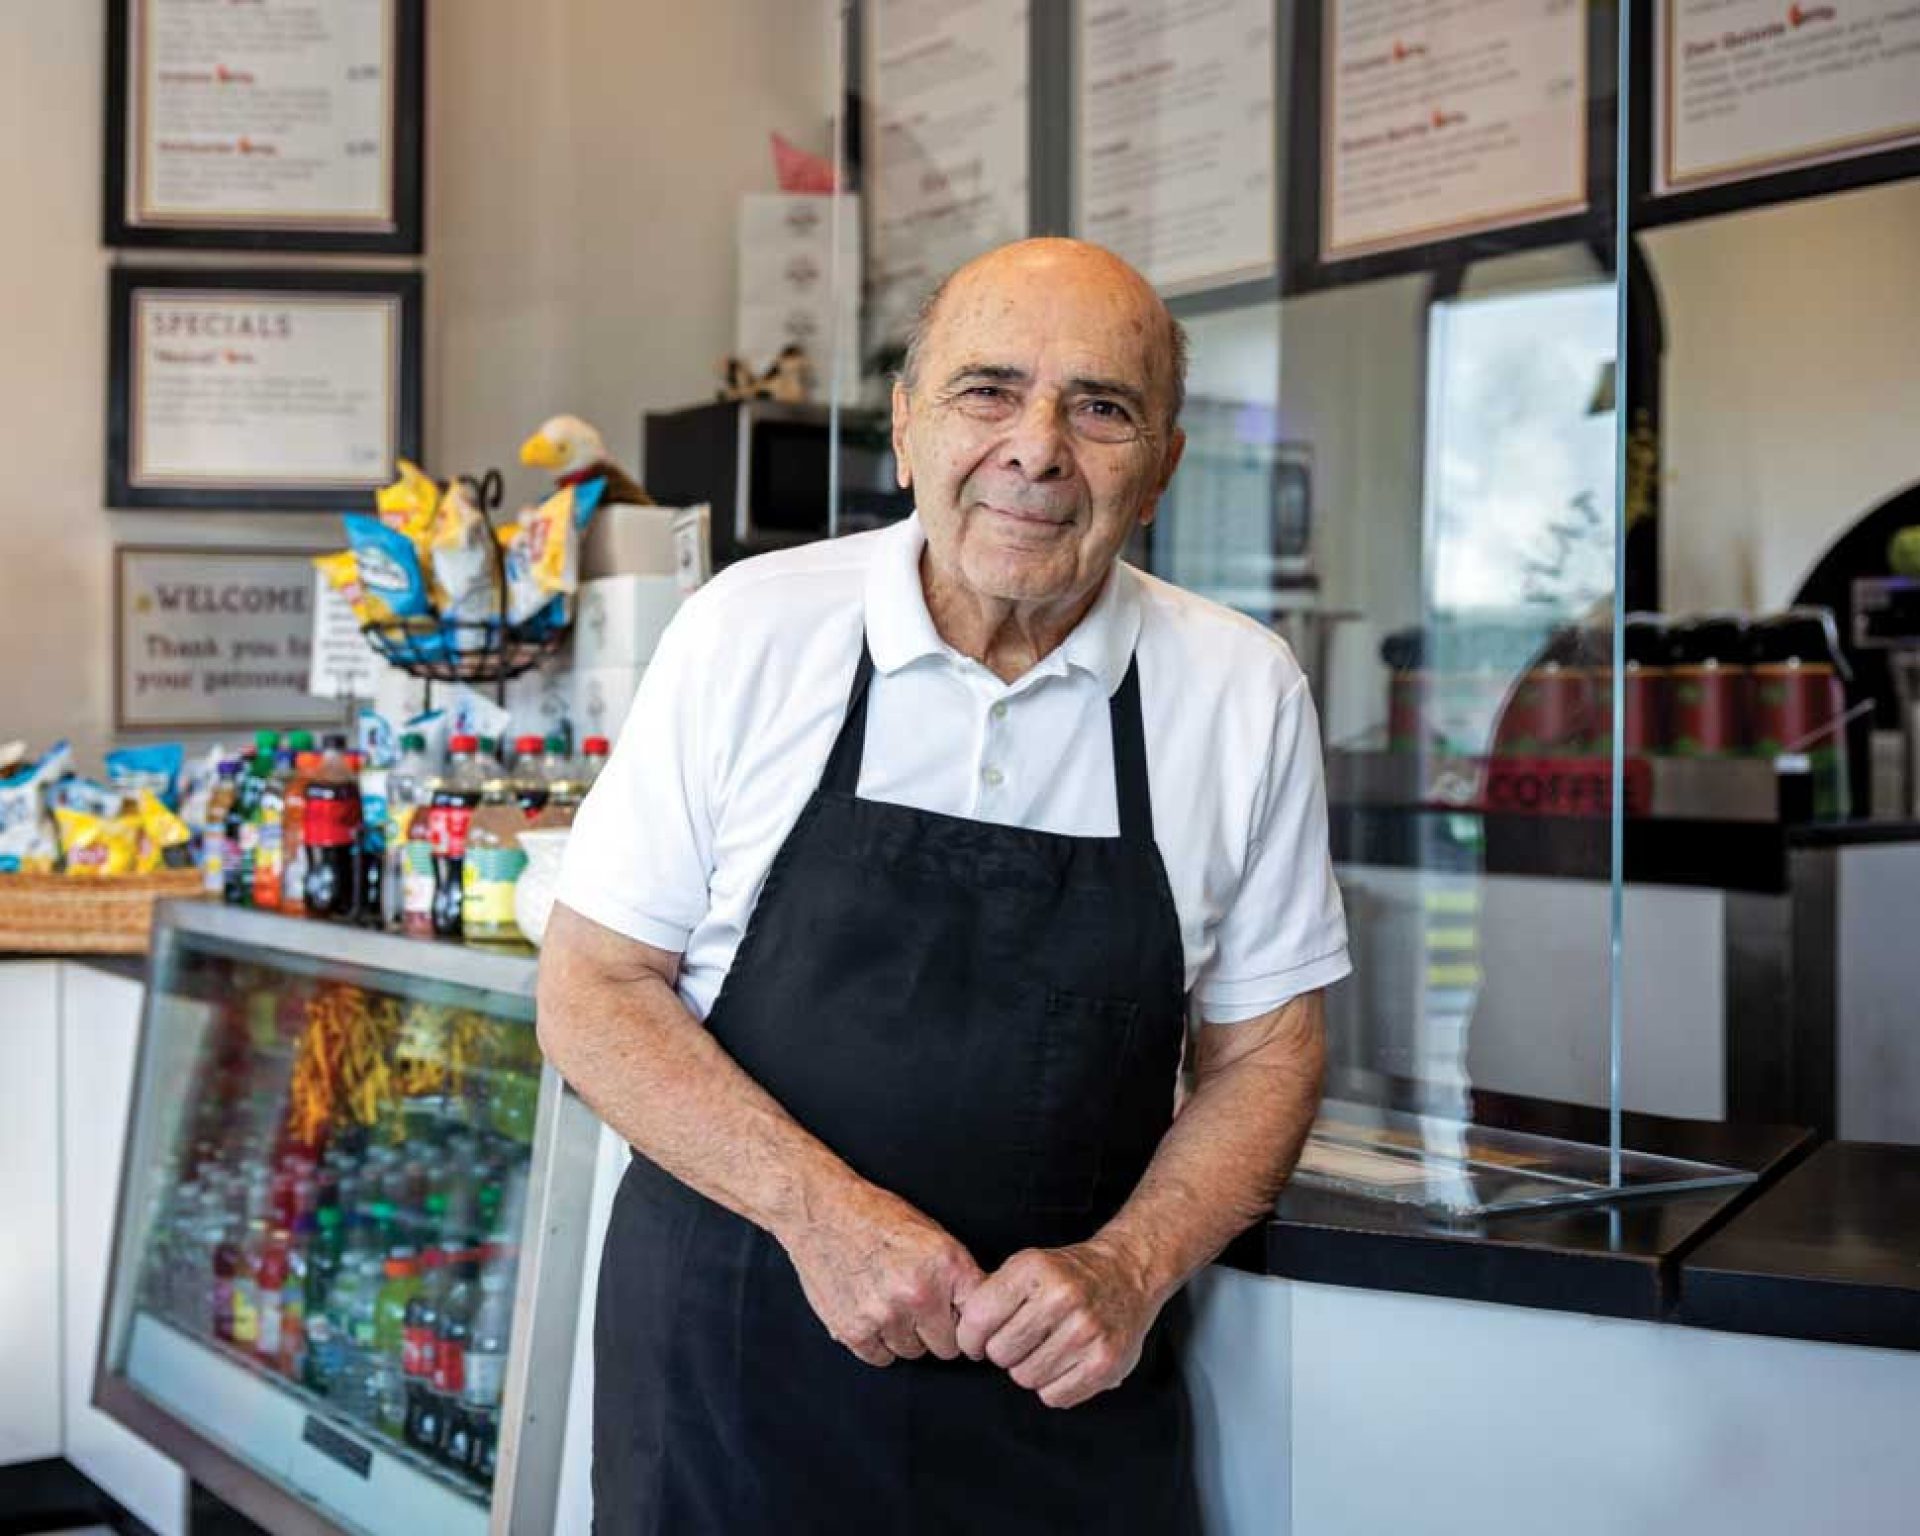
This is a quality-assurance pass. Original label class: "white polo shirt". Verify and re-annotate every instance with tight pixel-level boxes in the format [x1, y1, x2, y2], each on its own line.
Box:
[557, 514, 1350, 1025]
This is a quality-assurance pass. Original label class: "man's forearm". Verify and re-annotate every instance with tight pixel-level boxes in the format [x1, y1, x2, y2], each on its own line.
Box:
[1091, 993, 1326, 1305]
[535, 907, 857, 1242]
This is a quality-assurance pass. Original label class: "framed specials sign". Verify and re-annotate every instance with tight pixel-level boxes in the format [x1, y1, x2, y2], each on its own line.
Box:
[1284, 0, 1607, 294]
[107, 268, 422, 512]
[103, 0, 425, 252]
[1632, 0, 1920, 228]
[114, 546, 347, 733]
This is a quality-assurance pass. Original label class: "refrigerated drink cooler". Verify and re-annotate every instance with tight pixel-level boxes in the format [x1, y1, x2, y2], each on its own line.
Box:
[93, 902, 600, 1536]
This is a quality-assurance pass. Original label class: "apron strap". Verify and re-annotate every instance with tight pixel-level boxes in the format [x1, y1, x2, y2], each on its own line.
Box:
[1109, 656, 1156, 844]
[819, 638, 877, 795]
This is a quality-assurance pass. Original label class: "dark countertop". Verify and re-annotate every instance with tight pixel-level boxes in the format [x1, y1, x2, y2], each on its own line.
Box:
[1225, 1080, 1814, 1323]
[1679, 1141, 1920, 1352]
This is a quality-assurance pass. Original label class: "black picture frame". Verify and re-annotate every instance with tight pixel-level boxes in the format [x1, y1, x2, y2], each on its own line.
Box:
[1282, 1, 1617, 297]
[1626, 0, 1920, 233]
[103, 0, 425, 253]
[112, 544, 347, 733]
[107, 266, 424, 512]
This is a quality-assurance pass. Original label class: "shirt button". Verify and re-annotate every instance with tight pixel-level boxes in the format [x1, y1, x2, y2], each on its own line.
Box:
[982, 766, 1004, 788]
[990, 701, 1009, 721]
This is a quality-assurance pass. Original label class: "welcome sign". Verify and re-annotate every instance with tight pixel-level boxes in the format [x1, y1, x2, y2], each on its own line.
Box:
[115, 545, 347, 732]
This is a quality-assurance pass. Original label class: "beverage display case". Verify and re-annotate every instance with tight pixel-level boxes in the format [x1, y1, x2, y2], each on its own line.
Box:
[93, 902, 600, 1536]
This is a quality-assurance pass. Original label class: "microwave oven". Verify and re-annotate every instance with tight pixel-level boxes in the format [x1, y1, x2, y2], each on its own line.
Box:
[642, 400, 913, 569]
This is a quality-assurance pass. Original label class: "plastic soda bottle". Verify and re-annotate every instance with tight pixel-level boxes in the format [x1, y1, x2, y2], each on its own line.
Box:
[302, 736, 362, 920]
[429, 737, 484, 938]
[227, 733, 279, 906]
[385, 733, 432, 930]
[581, 735, 611, 787]
[255, 1226, 290, 1365]
[202, 761, 239, 897]
[280, 750, 321, 914]
[231, 1217, 268, 1350]
[461, 772, 528, 943]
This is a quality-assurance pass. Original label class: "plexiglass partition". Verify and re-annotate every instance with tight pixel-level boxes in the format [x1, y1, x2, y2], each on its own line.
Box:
[822, 0, 1804, 1212]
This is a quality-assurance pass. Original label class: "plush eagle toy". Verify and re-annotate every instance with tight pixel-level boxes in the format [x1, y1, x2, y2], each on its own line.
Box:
[518, 414, 652, 506]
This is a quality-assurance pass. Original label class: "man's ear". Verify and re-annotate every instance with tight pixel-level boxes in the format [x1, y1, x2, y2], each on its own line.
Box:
[1155, 427, 1187, 498]
[1137, 428, 1186, 530]
[891, 381, 914, 489]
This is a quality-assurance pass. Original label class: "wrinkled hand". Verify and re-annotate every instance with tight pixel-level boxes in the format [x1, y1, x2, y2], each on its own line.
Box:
[782, 1182, 985, 1368]
[956, 1238, 1163, 1409]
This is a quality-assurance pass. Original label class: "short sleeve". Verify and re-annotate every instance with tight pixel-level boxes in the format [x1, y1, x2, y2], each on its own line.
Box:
[554, 597, 715, 952]
[1195, 677, 1351, 1023]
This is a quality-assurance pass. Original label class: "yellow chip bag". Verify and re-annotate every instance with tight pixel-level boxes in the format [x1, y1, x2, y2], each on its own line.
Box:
[376, 458, 441, 539]
[314, 550, 372, 624]
[55, 808, 137, 878]
[134, 790, 193, 873]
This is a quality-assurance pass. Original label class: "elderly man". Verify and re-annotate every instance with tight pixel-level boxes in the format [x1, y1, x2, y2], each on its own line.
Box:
[538, 237, 1348, 1534]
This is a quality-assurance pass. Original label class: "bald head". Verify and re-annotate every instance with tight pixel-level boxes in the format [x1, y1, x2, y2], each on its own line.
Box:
[901, 239, 1188, 429]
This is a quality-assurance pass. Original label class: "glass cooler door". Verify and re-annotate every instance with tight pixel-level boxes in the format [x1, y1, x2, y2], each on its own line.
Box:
[93, 903, 597, 1536]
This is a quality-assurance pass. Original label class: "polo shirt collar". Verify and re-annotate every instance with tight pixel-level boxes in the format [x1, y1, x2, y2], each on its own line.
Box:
[865, 513, 1142, 695]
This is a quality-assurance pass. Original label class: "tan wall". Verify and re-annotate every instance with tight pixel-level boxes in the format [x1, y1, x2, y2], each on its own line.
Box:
[1645, 179, 1920, 615]
[0, 1, 828, 771]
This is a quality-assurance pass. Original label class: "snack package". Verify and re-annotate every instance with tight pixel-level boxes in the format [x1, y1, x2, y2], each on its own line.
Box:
[448, 687, 512, 745]
[0, 743, 72, 873]
[49, 777, 127, 820]
[344, 514, 434, 622]
[376, 458, 442, 539]
[357, 706, 398, 770]
[133, 790, 194, 872]
[502, 479, 605, 626]
[55, 808, 138, 878]
[107, 743, 185, 808]
[315, 550, 372, 624]
[176, 745, 225, 839]
[431, 478, 503, 625]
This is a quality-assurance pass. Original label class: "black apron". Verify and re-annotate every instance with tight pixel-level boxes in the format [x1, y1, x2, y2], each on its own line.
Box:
[592, 637, 1199, 1536]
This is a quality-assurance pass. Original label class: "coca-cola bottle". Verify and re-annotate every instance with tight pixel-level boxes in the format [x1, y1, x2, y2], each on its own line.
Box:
[429, 737, 484, 938]
[302, 735, 362, 920]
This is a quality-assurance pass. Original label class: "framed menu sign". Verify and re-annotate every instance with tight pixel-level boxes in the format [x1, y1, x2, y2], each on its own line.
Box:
[114, 546, 347, 732]
[1634, 0, 1920, 227]
[107, 268, 422, 512]
[104, 0, 425, 252]
[1284, 0, 1605, 294]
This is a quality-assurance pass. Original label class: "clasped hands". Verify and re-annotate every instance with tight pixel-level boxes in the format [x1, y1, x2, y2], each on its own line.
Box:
[782, 1183, 1163, 1410]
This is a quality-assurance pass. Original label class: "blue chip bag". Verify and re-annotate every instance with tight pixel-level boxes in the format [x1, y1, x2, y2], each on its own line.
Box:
[106, 743, 184, 808]
[345, 514, 432, 621]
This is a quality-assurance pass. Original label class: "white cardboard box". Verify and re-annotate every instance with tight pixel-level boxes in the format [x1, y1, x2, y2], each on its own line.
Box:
[574, 575, 683, 671]
[572, 664, 647, 746]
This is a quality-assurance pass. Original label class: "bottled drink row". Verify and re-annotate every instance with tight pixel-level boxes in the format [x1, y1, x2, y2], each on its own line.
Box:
[143, 1122, 531, 1488]
[209, 730, 609, 940]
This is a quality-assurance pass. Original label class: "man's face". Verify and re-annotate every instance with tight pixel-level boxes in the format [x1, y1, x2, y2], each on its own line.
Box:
[891, 245, 1185, 609]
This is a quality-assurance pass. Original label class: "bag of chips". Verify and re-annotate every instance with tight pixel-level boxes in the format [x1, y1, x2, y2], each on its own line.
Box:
[430, 479, 502, 625]
[344, 514, 434, 622]
[55, 808, 138, 877]
[0, 744, 71, 873]
[376, 458, 442, 539]
[133, 790, 194, 872]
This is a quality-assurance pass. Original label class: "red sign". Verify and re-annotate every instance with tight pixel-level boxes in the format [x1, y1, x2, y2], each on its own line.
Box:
[1443, 757, 1654, 818]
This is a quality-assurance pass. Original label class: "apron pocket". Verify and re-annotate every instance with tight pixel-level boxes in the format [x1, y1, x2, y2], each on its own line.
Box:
[1026, 989, 1141, 1216]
